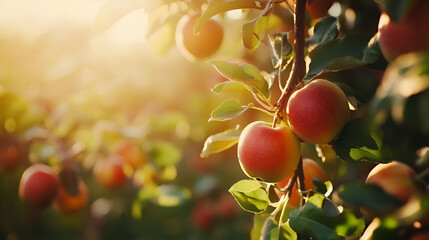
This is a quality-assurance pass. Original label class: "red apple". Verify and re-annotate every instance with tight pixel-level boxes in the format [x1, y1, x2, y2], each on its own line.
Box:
[306, 0, 334, 19]
[53, 179, 89, 214]
[93, 155, 128, 188]
[0, 142, 21, 172]
[378, 0, 429, 61]
[286, 79, 350, 144]
[115, 140, 146, 170]
[191, 202, 216, 230]
[19, 164, 60, 209]
[237, 121, 301, 183]
[175, 14, 224, 61]
[276, 158, 327, 208]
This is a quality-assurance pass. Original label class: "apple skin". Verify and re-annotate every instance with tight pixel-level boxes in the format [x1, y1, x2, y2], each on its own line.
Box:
[378, 0, 429, 61]
[286, 79, 350, 144]
[93, 156, 128, 188]
[53, 180, 89, 214]
[19, 164, 60, 209]
[366, 161, 417, 204]
[276, 158, 327, 208]
[237, 121, 301, 183]
[306, 0, 334, 19]
[115, 140, 146, 170]
[175, 14, 223, 61]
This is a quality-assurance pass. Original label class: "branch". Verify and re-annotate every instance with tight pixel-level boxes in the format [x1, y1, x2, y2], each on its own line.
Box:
[273, 0, 306, 126]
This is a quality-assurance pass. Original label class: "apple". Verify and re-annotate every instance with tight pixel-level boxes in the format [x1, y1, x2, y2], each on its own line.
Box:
[175, 14, 223, 61]
[216, 194, 236, 219]
[191, 202, 216, 230]
[276, 158, 327, 207]
[19, 164, 60, 209]
[53, 179, 89, 214]
[286, 79, 350, 144]
[115, 140, 146, 170]
[366, 161, 417, 204]
[237, 121, 301, 183]
[93, 155, 128, 188]
[306, 0, 334, 19]
[378, 0, 429, 61]
[0, 141, 21, 172]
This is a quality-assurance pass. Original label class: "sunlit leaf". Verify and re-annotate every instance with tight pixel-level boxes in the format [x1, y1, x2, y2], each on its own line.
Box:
[251, 214, 271, 240]
[209, 99, 249, 122]
[153, 185, 191, 207]
[334, 118, 391, 163]
[229, 180, 270, 213]
[261, 217, 297, 240]
[306, 35, 382, 80]
[211, 81, 248, 94]
[200, 126, 242, 158]
[195, 0, 268, 33]
[269, 32, 293, 69]
[242, 13, 271, 52]
[150, 141, 182, 166]
[305, 16, 338, 45]
[93, 0, 147, 34]
[209, 59, 270, 99]
[338, 182, 403, 212]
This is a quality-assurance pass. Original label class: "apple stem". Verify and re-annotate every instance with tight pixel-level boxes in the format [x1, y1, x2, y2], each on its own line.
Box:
[273, 0, 306, 127]
[296, 157, 306, 206]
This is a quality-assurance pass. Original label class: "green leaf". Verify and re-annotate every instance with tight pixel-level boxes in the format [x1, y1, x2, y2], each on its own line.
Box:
[149, 141, 182, 166]
[269, 33, 293, 69]
[209, 99, 250, 122]
[306, 16, 339, 45]
[306, 35, 382, 80]
[196, 0, 267, 33]
[251, 213, 271, 240]
[211, 81, 248, 94]
[334, 118, 391, 163]
[209, 59, 270, 99]
[153, 185, 191, 207]
[261, 217, 297, 240]
[93, 0, 147, 34]
[229, 180, 270, 213]
[242, 12, 271, 52]
[289, 203, 342, 240]
[200, 126, 242, 158]
[337, 182, 403, 212]
[289, 203, 365, 240]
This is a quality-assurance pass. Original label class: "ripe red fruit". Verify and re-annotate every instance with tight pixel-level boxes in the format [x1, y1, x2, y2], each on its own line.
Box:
[276, 158, 327, 208]
[53, 180, 89, 214]
[19, 164, 60, 209]
[306, 0, 334, 19]
[366, 161, 417, 204]
[286, 79, 350, 144]
[216, 194, 236, 219]
[378, 0, 429, 61]
[93, 155, 128, 188]
[175, 14, 224, 61]
[191, 202, 215, 230]
[237, 121, 301, 183]
[0, 142, 21, 172]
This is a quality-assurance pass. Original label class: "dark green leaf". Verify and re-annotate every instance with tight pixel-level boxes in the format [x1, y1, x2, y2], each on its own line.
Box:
[338, 182, 403, 212]
[200, 126, 242, 158]
[229, 180, 270, 213]
[289, 203, 365, 239]
[334, 118, 391, 163]
[209, 59, 270, 99]
[289, 203, 342, 240]
[305, 16, 338, 45]
[209, 99, 249, 121]
[196, 0, 267, 33]
[306, 35, 382, 80]
[269, 33, 293, 69]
